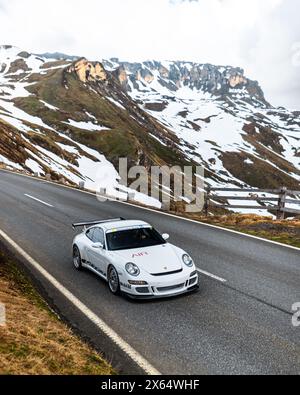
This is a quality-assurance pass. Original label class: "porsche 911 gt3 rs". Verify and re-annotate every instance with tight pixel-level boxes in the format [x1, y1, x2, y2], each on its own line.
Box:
[72, 218, 199, 299]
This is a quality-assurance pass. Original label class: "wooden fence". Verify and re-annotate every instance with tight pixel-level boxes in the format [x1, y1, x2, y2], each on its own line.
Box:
[204, 187, 300, 220]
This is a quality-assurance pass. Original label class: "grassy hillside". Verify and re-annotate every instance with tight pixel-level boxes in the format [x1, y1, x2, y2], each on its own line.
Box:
[15, 65, 191, 170]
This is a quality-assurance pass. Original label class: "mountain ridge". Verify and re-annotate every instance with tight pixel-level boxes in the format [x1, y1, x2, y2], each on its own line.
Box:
[0, 46, 299, 212]
[107, 58, 270, 107]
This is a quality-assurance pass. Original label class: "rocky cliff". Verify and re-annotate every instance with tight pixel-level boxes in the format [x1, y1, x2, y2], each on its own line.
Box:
[105, 59, 268, 106]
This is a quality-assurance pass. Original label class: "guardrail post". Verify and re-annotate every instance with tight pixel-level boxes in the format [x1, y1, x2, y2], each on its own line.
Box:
[128, 192, 136, 201]
[277, 187, 287, 220]
[78, 181, 85, 190]
[204, 186, 211, 216]
[99, 188, 107, 196]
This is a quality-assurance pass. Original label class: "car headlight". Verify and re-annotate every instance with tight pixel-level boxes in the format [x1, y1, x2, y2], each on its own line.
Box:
[182, 254, 193, 267]
[125, 263, 140, 277]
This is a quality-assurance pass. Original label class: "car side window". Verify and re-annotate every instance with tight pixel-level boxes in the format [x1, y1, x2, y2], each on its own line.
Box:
[93, 228, 105, 246]
[86, 228, 95, 241]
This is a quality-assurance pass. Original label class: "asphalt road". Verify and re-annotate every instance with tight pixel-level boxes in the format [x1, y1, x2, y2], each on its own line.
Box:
[0, 170, 299, 375]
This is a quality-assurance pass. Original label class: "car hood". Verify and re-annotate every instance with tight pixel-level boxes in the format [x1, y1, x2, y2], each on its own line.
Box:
[113, 244, 183, 275]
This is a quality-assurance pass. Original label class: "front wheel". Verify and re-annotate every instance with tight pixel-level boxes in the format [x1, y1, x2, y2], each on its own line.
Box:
[73, 246, 83, 271]
[107, 266, 120, 295]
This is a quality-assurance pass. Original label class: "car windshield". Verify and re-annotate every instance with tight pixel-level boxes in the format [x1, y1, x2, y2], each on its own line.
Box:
[106, 227, 166, 251]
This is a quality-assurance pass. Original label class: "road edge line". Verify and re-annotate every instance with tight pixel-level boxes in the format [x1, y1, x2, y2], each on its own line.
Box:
[197, 269, 227, 283]
[0, 227, 161, 376]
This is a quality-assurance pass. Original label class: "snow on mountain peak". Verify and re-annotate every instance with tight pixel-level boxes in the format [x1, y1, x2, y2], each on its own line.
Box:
[0, 46, 299, 213]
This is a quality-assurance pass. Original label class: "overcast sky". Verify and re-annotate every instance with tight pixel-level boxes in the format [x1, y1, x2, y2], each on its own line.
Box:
[0, 0, 299, 109]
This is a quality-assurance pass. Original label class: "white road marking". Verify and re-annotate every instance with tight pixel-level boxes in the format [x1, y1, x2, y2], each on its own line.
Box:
[197, 268, 227, 283]
[2, 169, 300, 252]
[0, 228, 161, 376]
[24, 194, 53, 208]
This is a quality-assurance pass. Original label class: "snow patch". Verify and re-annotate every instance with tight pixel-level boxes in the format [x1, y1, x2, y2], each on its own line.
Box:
[106, 97, 126, 110]
[62, 119, 110, 131]
[40, 100, 59, 111]
[25, 158, 45, 175]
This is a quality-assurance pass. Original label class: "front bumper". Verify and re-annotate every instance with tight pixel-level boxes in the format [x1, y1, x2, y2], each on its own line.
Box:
[121, 271, 199, 299]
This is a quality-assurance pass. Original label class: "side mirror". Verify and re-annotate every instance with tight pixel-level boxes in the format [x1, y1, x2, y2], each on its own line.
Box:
[92, 242, 104, 249]
[162, 233, 170, 241]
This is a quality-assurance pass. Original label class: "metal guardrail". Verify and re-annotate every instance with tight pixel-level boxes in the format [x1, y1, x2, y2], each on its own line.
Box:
[204, 187, 300, 219]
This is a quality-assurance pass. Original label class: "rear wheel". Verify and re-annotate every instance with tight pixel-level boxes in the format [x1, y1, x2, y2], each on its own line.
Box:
[73, 246, 82, 271]
[108, 266, 120, 295]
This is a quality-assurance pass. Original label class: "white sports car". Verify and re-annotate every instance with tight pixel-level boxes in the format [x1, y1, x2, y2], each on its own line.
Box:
[72, 218, 199, 299]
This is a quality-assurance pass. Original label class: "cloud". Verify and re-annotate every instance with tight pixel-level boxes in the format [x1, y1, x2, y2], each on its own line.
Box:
[0, 0, 299, 108]
[0, 0, 8, 13]
[238, 0, 300, 109]
[170, 0, 199, 3]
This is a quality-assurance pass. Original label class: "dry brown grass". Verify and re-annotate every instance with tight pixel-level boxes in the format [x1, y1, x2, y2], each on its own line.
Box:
[189, 213, 300, 248]
[0, 251, 114, 375]
[169, 202, 300, 248]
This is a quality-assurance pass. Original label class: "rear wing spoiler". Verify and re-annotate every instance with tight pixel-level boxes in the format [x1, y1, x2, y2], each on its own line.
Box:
[72, 218, 125, 230]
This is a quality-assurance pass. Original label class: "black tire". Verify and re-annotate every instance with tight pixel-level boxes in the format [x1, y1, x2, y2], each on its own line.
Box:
[107, 265, 120, 295]
[73, 245, 83, 271]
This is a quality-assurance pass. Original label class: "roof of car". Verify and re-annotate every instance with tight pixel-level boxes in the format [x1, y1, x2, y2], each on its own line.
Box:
[98, 220, 150, 232]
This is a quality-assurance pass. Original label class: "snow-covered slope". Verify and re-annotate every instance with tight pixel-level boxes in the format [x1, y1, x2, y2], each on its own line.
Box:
[105, 59, 300, 191]
[0, 46, 164, 207]
[0, 46, 299, 212]
[0, 46, 110, 186]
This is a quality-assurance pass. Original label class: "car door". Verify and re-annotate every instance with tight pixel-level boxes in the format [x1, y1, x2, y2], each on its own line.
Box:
[86, 227, 107, 277]
[84, 228, 95, 265]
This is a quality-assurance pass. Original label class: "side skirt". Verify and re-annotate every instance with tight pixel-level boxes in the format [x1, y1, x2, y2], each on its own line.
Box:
[82, 262, 107, 281]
